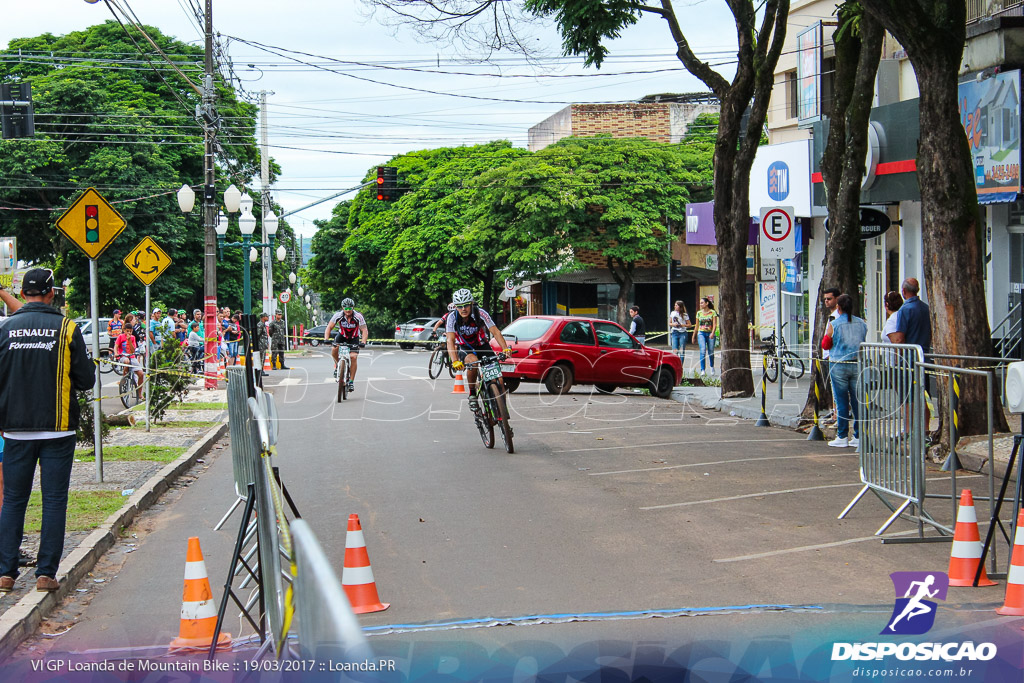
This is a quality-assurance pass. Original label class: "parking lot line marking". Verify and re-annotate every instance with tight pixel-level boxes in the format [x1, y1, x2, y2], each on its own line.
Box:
[555, 437, 802, 454]
[640, 481, 860, 510]
[643, 473, 985, 511]
[590, 453, 850, 476]
[713, 530, 922, 562]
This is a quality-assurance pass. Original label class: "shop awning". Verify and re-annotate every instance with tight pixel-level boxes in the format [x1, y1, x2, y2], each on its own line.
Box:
[979, 191, 1018, 205]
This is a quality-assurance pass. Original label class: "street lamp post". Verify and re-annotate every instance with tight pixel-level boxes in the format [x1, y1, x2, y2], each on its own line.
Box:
[214, 190, 284, 316]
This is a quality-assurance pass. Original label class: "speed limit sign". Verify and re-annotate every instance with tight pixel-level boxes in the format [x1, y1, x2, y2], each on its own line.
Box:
[504, 278, 516, 292]
[279, 290, 291, 304]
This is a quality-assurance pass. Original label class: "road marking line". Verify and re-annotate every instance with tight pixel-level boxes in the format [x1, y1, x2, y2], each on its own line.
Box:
[643, 473, 984, 511]
[279, 378, 301, 386]
[103, 380, 120, 388]
[555, 437, 803, 454]
[526, 422, 710, 436]
[640, 482, 860, 510]
[713, 530, 922, 562]
[590, 453, 850, 476]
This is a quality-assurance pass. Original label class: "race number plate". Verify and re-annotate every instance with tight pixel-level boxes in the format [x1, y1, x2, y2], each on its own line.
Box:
[480, 362, 502, 382]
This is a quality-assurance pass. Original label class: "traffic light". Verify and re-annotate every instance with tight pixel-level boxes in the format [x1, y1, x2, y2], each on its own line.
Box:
[85, 205, 99, 243]
[0, 82, 35, 140]
[671, 259, 682, 280]
[376, 166, 398, 201]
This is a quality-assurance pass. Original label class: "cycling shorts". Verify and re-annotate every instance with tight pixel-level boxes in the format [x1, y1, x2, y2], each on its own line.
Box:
[457, 347, 496, 363]
[334, 335, 361, 355]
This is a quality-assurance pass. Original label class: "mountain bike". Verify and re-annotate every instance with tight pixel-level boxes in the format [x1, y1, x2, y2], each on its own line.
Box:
[428, 343, 456, 379]
[119, 369, 143, 409]
[761, 323, 805, 382]
[464, 354, 513, 453]
[336, 344, 351, 402]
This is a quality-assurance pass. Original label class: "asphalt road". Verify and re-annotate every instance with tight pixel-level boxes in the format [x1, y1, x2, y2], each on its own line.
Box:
[10, 346, 1022, 677]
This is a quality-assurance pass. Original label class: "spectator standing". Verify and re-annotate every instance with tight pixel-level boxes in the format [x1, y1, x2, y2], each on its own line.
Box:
[269, 311, 289, 370]
[890, 277, 932, 428]
[257, 312, 270, 376]
[820, 288, 841, 423]
[148, 308, 165, 352]
[0, 285, 22, 520]
[881, 291, 903, 343]
[225, 314, 240, 365]
[106, 310, 122, 355]
[669, 300, 689, 361]
[692, 297, 718, 375]
[822, 294, 868, 448]
[0, 268, 95, 593]
[628, 305, 646, 345]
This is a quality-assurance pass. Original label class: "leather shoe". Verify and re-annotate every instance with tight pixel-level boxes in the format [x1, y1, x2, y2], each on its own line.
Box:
[0, 576, 14, 592]
[36, 576, 59, 592]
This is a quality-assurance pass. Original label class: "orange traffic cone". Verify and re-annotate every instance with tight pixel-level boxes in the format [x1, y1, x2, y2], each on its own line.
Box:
[996, 509, 1024, 615]
[263, 351, 272, 373]
[217, 356, 227, 382]
[341, 514, 389, 614]
[948, 489, 997, 587]
[451, 372, 467, 394]
[169, 537, 231, 651]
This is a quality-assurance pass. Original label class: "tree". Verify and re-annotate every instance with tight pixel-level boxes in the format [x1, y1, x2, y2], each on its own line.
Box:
[307, 201, 354, 312]
[859, 0, 1009, 439]
[803, 4, 883, 419]
[0, 22, 261, 313]
[363, 0, 789, 397]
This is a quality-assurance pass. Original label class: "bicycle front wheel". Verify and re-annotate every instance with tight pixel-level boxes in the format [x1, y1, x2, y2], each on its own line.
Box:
[428, 346, 445, 380]
[764, 355, 779, 383]
[488, 382, 514, 454]
[337, 360, 348, 402]
[120, 375, 140, 409]
[475, 406, 494, 449]
[781, 351, 805, 380]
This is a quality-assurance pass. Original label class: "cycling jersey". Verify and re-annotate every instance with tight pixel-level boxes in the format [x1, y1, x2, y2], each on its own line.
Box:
[115, 331, 135, 357]
[330, 311, 366, 341]
[446, 306, 495, 348]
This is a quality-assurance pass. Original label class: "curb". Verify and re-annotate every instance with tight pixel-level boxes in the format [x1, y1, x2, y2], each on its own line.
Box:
[0, 421, 229, 662]
[670, 387, 804, 429]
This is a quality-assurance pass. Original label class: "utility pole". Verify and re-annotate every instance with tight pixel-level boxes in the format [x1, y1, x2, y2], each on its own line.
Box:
[202, 0, 219, 389]
[260, 90, 273, 316]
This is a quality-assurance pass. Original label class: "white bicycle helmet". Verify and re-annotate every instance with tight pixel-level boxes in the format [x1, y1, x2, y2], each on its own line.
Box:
[341, 297, 355, 309]
[452, 288, 474, 305]
[447, 303, 456, 311]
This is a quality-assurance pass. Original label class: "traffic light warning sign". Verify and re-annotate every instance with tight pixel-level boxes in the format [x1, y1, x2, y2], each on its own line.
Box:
[55, 188, 126, 259]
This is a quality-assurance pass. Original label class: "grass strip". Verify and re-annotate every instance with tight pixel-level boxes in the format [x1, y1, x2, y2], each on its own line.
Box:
[127, 420, 218, 430]
[131, 401, 227, 411]
[75, 445, 186, 462]
[24, 490, 126, 533]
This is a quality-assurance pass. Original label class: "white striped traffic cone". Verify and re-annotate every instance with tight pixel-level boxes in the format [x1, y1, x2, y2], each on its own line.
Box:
[341, 514, 389, 614]
[947, 489, 997, 587]
[169, 537, 231, 651]
[997, 509, 1024, 615]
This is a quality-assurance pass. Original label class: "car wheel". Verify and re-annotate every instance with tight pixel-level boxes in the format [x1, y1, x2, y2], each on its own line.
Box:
[650, 366, 675, 399]
[595, 384, 617, 395]
[503, 378, 521, 393]
[309, 338, 320, 347]
[543, 363, 573, 395]
[399, 343, 414, 350]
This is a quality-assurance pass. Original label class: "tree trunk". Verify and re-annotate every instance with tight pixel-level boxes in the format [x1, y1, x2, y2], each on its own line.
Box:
[862, 1, 1010, 439]
[802, 10, 884, 420]
[607, 256, 635, 327]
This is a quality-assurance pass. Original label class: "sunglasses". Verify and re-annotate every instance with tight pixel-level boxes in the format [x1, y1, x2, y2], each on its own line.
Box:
[456, 304, 472, 309]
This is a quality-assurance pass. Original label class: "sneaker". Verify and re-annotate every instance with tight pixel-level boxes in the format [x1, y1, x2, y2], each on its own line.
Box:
[36, 576, 59, 593]
[347, 381, 355, 392]
[0, 576, 14, 592]
[333, 364, 338, 379]
[468, 396, 480, 413]
[848, 436, 860, 448]
[828, 436, 850, 448]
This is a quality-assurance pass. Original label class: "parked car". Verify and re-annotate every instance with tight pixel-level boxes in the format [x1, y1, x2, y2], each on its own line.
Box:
[75, 317, 112, 358]
[395, 317, 442, 350]
[303, 324, 329, 346]
[496, 315, 682, 398]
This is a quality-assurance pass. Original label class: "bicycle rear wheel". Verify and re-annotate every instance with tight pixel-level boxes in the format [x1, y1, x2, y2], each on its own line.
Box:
[120, 375, 140, 409]
[764, 355, 779, 383]
[428, 346, 445, 379]
[488, 382, 514, 453]
[99, 350, 114, 375]
[781, 351, 805, 380]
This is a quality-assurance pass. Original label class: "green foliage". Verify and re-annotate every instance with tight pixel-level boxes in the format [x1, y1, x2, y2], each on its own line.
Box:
[76, 391, 109, 446]
[147, 343, 192, 422]
[525, 0, 645, 67]
[0, 22, 266, 313]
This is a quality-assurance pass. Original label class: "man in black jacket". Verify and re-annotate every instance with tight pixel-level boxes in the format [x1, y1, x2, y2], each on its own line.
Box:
[0, 268, 95, 593]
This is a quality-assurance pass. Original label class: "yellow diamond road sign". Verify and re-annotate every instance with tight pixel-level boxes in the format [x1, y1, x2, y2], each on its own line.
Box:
[124, 236, 172, 286]
[55, 187, 127, 259]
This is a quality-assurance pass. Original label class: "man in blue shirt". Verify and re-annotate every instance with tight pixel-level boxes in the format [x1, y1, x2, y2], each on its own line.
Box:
[890, 277, 932, 428]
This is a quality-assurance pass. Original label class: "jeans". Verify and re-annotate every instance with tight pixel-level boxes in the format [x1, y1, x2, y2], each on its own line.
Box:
[670, 330, 686, 355]
[0, 435, 77, 579]
[697, 331, 715, 372]
[830, 361, 859, 440]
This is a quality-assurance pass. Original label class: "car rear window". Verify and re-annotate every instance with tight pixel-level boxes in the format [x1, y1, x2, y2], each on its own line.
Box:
[406, 318, 433, 325]
[502, 318, 553, 342]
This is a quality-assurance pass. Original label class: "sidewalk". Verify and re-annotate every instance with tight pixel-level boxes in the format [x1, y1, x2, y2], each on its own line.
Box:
[0, 390, 229, 661]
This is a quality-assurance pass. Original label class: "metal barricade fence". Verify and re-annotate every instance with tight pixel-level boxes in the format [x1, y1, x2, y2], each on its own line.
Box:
[216, 366, 260, 531]
[291, 519, 371, 663]
[926, 353, 1016, 408]
[839, 343, 934, 537]
[250, 397, 286, 656]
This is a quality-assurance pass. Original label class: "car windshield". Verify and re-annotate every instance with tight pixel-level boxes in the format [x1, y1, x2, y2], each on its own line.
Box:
[501, 318, 554, 342]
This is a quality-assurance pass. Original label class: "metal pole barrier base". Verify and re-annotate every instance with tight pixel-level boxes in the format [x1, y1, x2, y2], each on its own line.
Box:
[755, 411, 771, 427]
[806, 424, 825, 441]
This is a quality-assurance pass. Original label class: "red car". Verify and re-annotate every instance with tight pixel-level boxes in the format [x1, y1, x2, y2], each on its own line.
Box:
[492, 315, 682, 398]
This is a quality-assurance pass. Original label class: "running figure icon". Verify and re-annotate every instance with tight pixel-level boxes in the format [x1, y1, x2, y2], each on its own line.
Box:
[882, 571, 948, 635]
[888, 574, 939, 631]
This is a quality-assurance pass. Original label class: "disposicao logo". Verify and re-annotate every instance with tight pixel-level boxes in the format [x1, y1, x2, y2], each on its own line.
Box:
[831, 571, 997, 662]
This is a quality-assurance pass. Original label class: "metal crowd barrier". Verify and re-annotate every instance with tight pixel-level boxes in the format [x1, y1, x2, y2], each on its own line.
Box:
[250, 397, 287, 656]
[291, 519, 371, 663]
[839, 343, 936, 537]
[926, 353, 1016, 408]
[216, 366, 260, 530]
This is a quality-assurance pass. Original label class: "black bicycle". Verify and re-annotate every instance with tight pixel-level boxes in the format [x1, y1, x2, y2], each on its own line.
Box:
[336, 343, 352, 402]
[119, 370, 143, 409]
[428, 342, 456, 379]
[761, 323, 805, 382]
[463, 354, 514, 453]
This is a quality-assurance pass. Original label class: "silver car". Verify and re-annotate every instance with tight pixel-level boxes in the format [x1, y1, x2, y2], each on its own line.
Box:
[394, 317, 442, 350]
[75, 317, 112, 358]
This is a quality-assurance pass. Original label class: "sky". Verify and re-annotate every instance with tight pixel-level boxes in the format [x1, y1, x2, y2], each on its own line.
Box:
[2, 0, 739, 237]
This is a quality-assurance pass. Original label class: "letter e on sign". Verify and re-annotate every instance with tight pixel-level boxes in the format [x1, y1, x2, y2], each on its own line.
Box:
[759, 206, 795, 260]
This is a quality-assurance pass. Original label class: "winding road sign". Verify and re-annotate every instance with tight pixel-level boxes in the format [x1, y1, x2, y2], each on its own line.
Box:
[124, 236, 171, 286]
